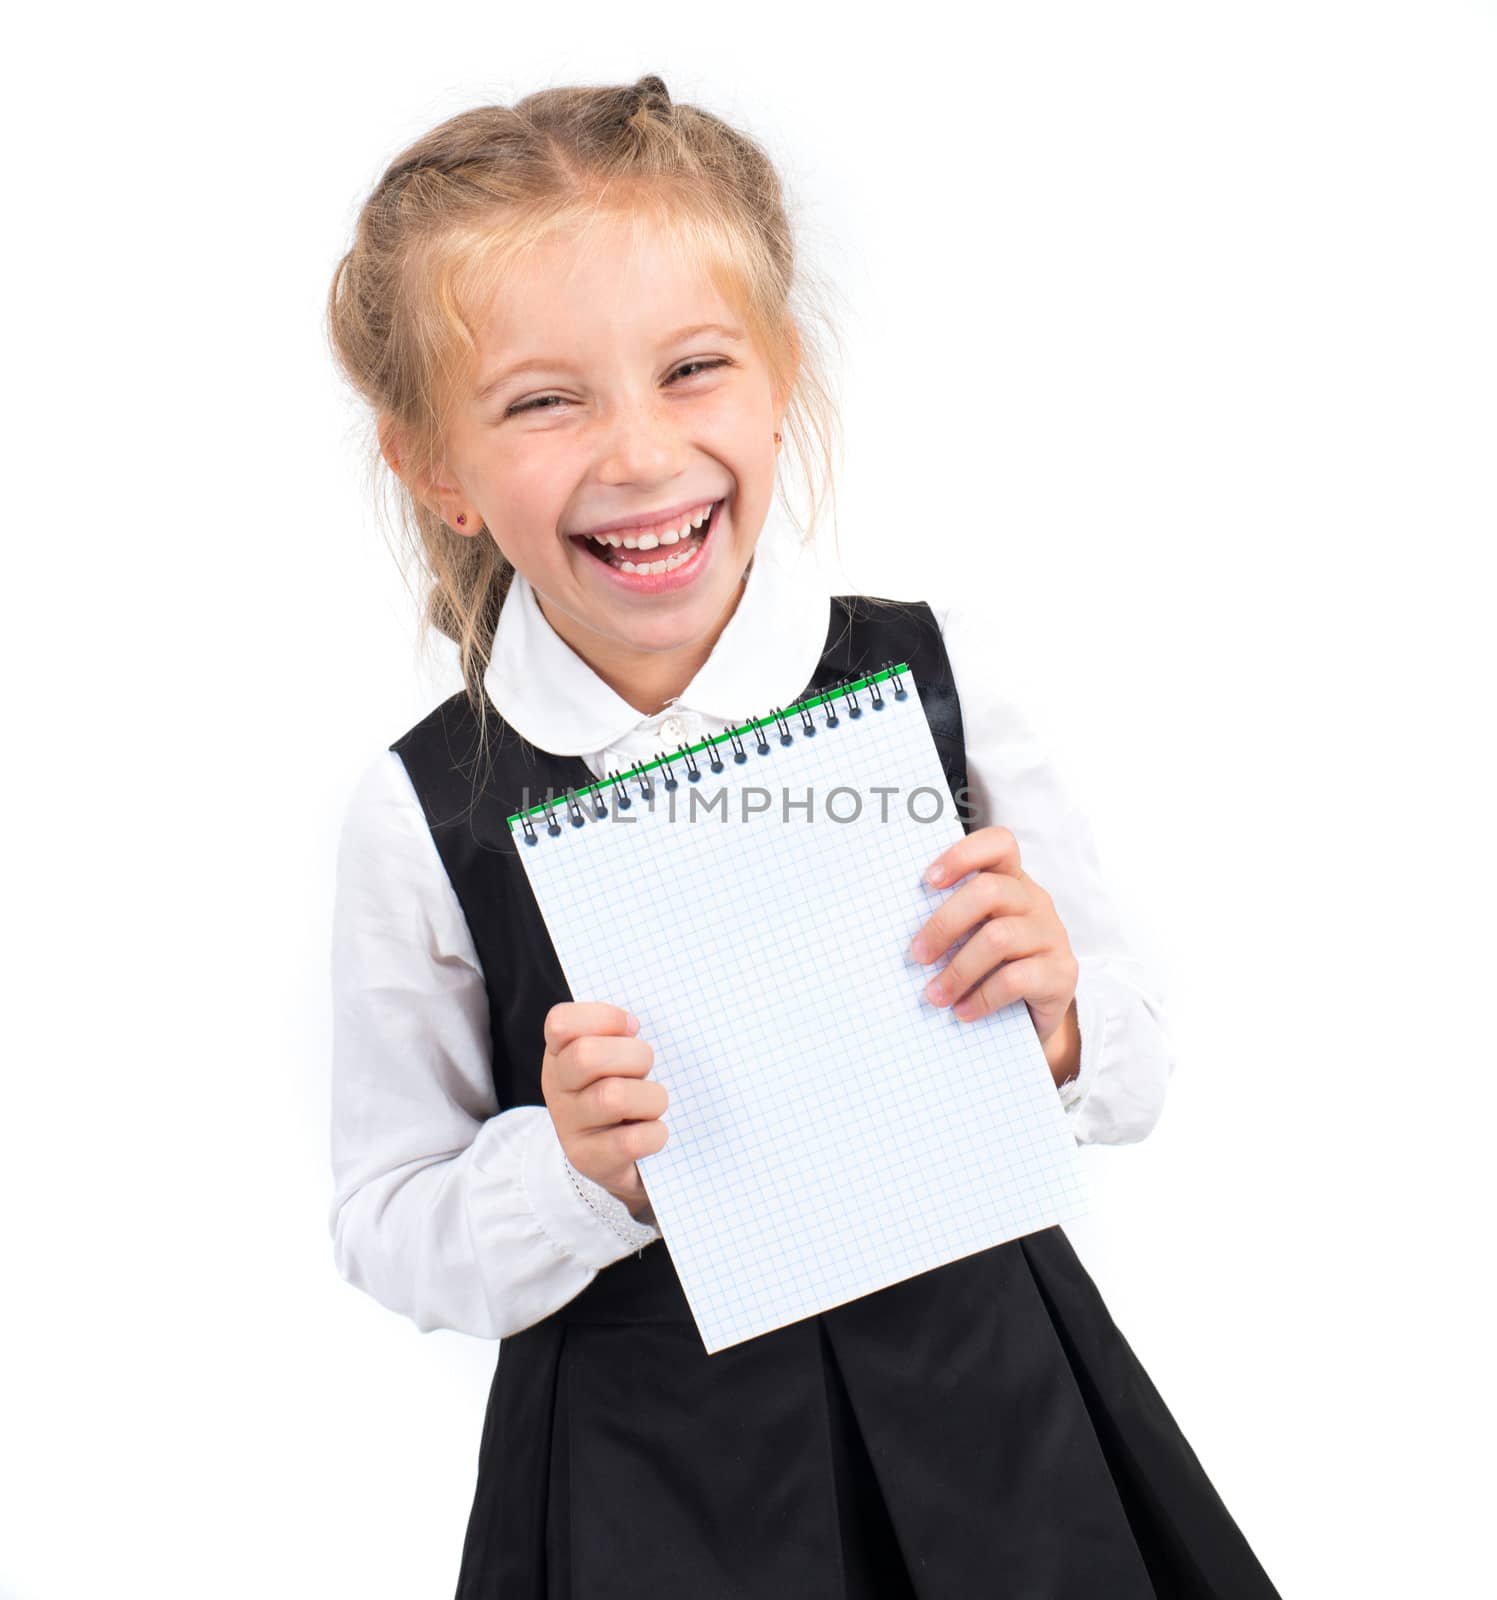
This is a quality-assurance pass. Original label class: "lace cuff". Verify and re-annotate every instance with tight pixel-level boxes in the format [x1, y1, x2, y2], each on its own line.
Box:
[562, 1153, 660, 1248]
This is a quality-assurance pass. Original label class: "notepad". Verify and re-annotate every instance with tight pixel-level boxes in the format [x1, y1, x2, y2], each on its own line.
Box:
[509, 664, 1088, 1353]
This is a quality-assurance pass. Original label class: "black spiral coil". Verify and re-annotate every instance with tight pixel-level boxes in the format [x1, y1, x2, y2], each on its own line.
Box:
[514, 660, 908, 845]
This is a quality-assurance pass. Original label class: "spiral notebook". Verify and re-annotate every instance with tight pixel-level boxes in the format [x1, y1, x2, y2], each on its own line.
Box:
[509, 662, 1088, 1353]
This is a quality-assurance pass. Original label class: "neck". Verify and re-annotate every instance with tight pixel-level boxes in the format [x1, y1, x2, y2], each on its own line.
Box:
[538, 563, 752, 718]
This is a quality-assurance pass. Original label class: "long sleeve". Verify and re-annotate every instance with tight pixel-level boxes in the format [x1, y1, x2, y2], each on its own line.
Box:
[933, 603, 1176, 1145]
[329, 750, 659, 1341]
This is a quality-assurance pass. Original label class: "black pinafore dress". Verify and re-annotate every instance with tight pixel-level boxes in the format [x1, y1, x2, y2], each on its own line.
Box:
[391, 596, 1282, 1600]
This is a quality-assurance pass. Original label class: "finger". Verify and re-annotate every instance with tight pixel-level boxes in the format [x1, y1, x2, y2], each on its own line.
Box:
[924, 825, 1024, 890]
[578, 1072, 669, 1133]
[576, 1118, 670, 1175]
[543, 1001, 639, 1055]
[553, 1032, 655, 1094]
[921, 913, 1049, 1009]
[909, 870, 1032, 965]
[949, 954, 1064, 1024]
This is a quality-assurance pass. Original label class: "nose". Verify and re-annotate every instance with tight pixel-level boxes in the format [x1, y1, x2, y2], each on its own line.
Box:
[594, 392, 689, 487]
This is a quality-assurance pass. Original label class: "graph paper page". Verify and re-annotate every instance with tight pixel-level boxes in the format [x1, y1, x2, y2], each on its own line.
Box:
[511, 669, 1088, 1353]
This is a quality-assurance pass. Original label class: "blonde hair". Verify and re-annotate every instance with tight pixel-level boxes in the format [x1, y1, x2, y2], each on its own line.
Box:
[327, 74, 844, 743]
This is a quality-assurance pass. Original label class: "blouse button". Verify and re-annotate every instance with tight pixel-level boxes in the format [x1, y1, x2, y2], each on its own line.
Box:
[660, 715, 686, 744]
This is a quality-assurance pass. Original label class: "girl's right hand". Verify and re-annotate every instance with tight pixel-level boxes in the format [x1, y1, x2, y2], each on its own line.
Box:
[541, 1002, 668, 1218]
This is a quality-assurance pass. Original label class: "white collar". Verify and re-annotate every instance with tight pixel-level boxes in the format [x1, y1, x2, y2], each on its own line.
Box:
[485, 502, 833, 757]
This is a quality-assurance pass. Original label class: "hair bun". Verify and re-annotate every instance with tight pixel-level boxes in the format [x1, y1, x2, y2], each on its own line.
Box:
[625, 74, 672, 115]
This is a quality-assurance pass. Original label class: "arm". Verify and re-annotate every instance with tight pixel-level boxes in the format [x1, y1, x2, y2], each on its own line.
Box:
[328, 751, 659, 1341]
[933, 603, 1176, 1145]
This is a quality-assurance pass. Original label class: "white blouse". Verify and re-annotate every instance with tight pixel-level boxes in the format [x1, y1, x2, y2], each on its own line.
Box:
[328, 510, 1175, 1341]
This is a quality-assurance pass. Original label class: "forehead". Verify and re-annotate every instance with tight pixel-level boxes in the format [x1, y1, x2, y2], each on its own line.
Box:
[471, 211, 739, 352]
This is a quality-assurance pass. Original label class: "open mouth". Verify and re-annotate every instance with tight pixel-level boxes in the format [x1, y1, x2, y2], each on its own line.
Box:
[569, 499, 722, 576]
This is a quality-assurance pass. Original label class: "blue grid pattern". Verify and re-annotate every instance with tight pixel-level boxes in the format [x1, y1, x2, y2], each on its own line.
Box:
[512, 670, 1089, 1354]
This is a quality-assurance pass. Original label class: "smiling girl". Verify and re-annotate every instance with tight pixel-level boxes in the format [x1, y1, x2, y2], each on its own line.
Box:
[327, 75, 1280, 1599]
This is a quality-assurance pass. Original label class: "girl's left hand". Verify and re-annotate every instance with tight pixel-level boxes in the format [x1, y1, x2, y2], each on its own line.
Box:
[908, 825, 1081, 1082]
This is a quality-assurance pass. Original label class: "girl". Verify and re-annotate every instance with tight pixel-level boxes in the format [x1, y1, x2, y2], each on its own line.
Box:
[327, 75, 1280, 1599]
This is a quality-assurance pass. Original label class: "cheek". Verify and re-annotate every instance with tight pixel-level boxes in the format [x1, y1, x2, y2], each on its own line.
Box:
[687, 411, 775, 475]
[708, 386, 773, 436]
[472, 449, 568, 522]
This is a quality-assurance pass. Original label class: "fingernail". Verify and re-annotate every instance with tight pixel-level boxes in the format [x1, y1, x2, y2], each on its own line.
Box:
[625, 1011, 640, 1032]
[953, 998, 976, 1020]
[927, 862, 946, 885]
[925, 977, 947, 1004]
[909, 937, 930, 963]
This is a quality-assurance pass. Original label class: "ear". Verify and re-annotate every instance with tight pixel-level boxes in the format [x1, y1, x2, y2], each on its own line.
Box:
[376, 414, 406, 478]
[376, 413, 480, 536]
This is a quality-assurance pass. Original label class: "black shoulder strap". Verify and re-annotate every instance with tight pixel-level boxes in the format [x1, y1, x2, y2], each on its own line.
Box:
[807, 595, 974, 831]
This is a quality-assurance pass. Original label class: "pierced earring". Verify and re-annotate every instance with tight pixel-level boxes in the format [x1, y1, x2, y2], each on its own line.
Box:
[774, 431, 782, 448]
[456, 514, 467, 527]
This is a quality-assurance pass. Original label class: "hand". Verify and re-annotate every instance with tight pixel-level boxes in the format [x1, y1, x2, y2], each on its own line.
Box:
[540, 1001, 669, 1218]
[908, 825, 1081, 1083]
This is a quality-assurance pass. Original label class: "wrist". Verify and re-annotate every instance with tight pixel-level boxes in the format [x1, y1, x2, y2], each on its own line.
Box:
[606, 1178, 651, 1219]
[1042, 999, 1082, 1090]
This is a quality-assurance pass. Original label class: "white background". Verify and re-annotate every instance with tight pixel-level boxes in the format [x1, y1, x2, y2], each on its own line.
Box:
[2, 2, 1492, 1595]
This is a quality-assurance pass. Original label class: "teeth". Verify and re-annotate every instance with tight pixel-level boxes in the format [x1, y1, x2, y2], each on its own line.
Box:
[586, 502, 715, 550]
[618, 540, 704, 576]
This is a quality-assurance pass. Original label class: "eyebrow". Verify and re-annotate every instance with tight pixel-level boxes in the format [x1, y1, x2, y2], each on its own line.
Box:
[474, 322, 745, 405]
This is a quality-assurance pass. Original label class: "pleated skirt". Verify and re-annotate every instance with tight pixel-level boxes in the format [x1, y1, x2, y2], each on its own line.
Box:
[453, 1225, 1282, 1599]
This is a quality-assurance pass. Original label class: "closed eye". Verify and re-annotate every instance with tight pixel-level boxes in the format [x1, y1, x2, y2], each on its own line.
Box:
[505, 358, 732, 417]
